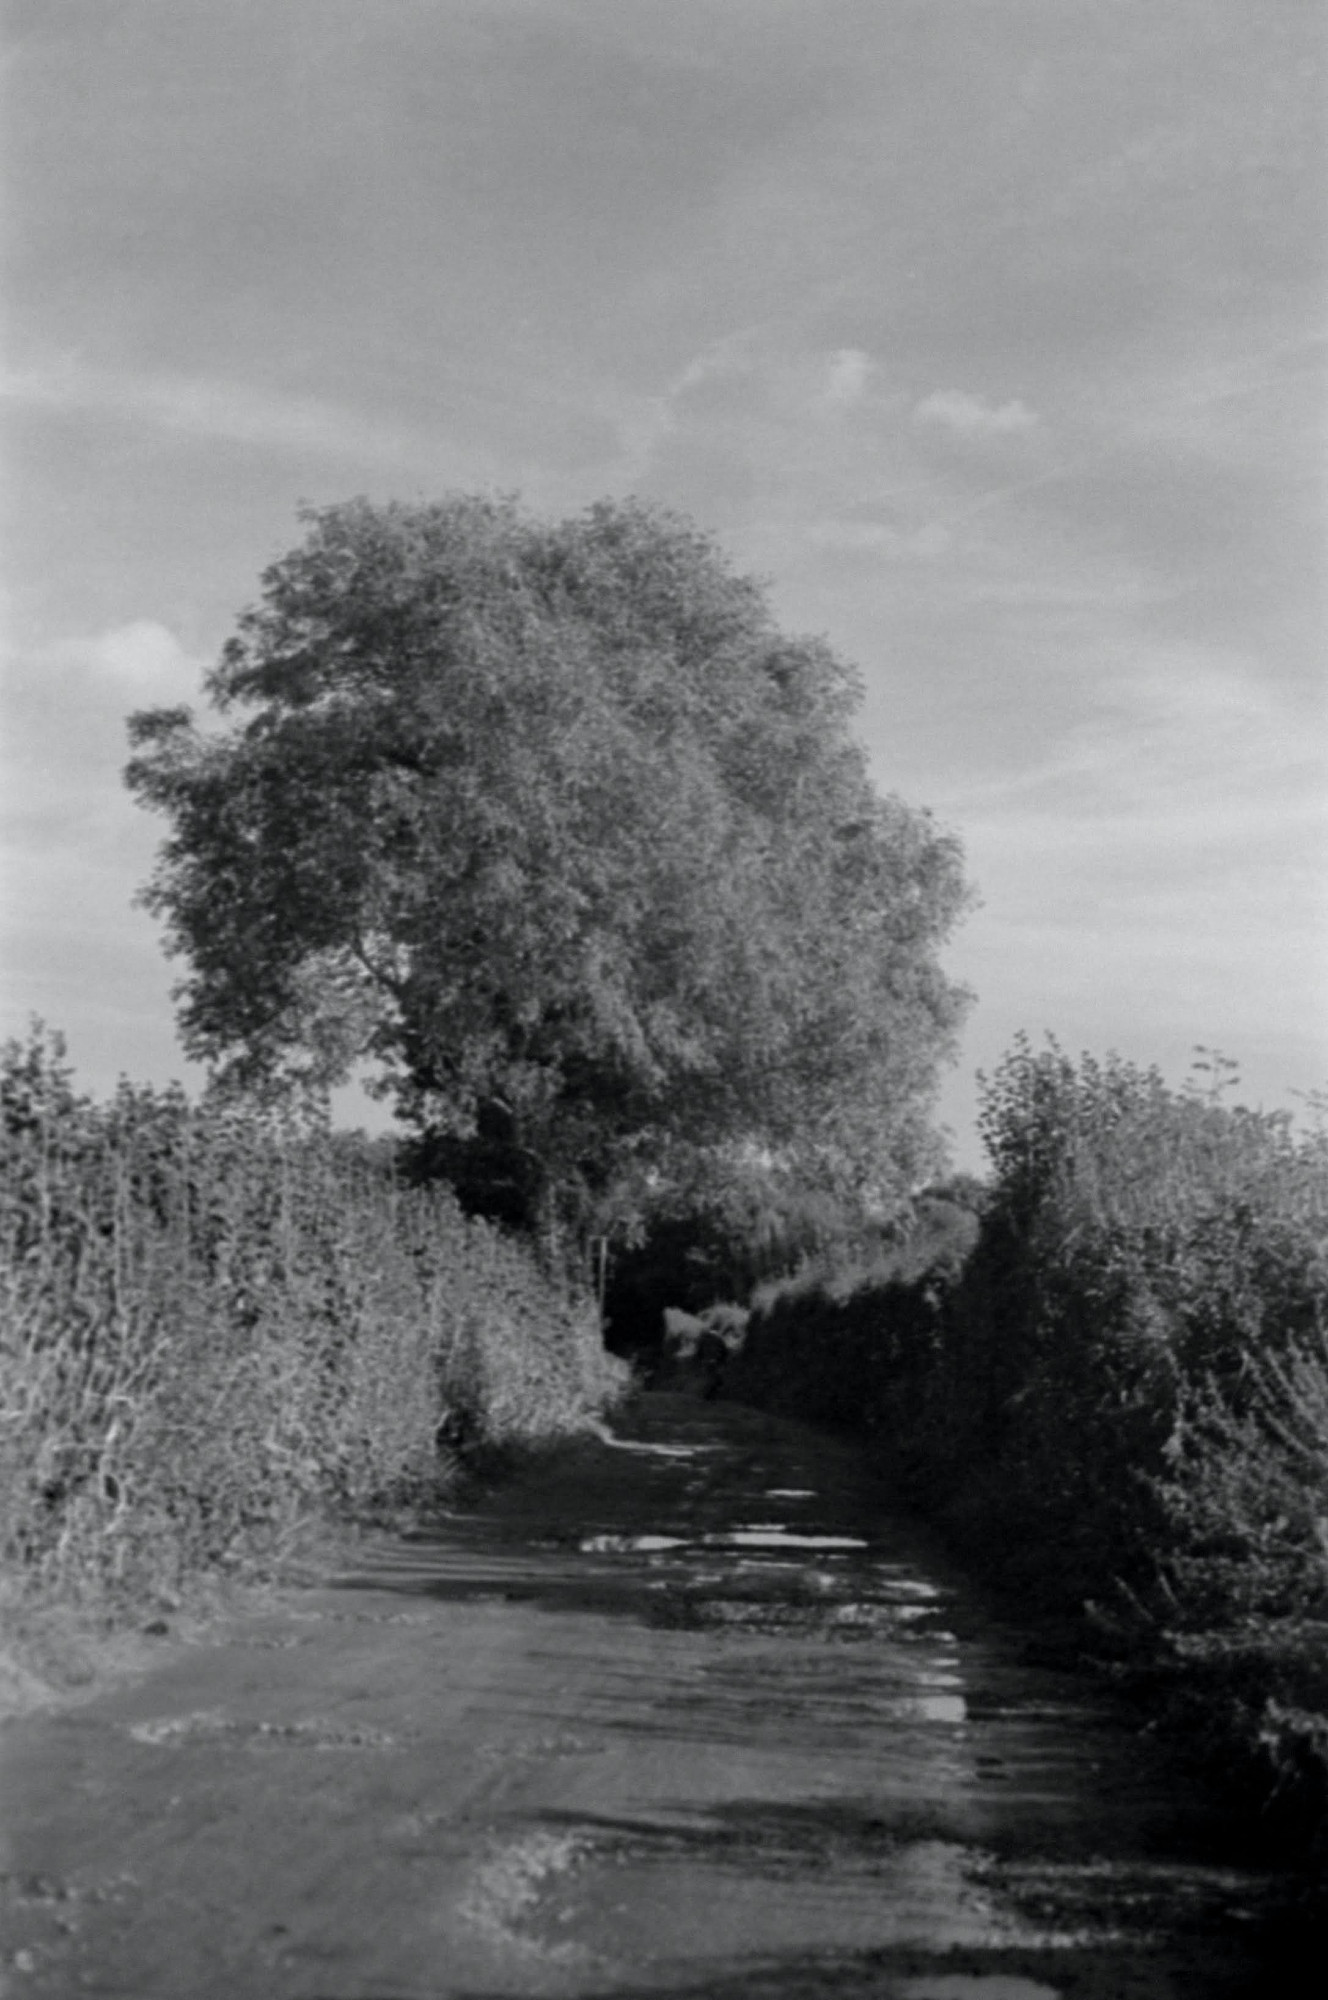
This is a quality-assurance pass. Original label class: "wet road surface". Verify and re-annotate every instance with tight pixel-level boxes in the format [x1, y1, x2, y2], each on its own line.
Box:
[0, 1395, 1305, 1997]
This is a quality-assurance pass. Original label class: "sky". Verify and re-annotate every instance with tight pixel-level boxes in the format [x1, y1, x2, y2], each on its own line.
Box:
[2, 0, 1325, 1172]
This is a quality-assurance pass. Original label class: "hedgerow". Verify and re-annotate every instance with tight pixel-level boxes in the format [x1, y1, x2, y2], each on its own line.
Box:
[728, 1038, 1328, 1856]
[0, 1025, 625, 1618]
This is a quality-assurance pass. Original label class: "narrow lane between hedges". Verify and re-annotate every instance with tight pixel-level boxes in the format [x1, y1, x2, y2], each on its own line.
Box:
[0, 1395, 1302, 1998]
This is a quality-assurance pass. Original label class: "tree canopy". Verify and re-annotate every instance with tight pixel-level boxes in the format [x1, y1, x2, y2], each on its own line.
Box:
[126, 494, 972, 1235]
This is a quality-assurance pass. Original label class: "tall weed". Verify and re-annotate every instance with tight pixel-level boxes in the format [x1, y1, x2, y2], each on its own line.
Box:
[0, 1026, 625, 1616]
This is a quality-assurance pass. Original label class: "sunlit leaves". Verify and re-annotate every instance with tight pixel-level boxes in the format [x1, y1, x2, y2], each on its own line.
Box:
[127, 494, 972, 1230]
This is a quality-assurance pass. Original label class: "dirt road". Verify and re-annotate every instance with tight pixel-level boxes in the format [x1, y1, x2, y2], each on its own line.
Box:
[0, 1395, 1304, 1997]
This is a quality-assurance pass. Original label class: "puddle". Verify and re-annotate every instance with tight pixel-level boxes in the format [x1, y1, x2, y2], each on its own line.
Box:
[831, 1602, 928, 1627]
[580, 1533, 689, 1553]
[899, 1980, 1062, 2000]
[712, 1530, 869, 1549]
[477, 1733, 606, 1764]
[890, 1693, 968, 1724]
[593, 1435, 717, 1457]
[128, 1711, 400, 1750]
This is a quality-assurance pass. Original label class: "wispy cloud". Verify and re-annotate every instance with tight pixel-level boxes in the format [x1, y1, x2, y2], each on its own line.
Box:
[946, 647, 1324, 827]
[641, 337, 961, 562]
[0, 617, 208, 1068]
[805, 517, 951, 560]
[5, 620, 209, 705]
[932, 643, 1327, 1122]
[914, 389, 1038, 436]
[819, 347, 875, 409]
[2, 359, 462, 472]
[78, 620, 209, 697]
[2, 621, 211, 828]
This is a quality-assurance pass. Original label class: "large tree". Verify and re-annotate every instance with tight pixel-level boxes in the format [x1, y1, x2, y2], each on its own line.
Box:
[127, 495, 971, 1234]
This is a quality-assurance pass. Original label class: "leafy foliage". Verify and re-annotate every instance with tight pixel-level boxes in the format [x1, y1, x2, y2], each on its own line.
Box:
[126, 495, 971, 1234]
[0, 1025, 625, 1614]
[601, 1154, 872, 1357]
[729, 1039, 1328, 1854]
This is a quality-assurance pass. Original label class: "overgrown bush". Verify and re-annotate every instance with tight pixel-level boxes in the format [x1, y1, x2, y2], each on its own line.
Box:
[0, 1026, 625, 1616]
[950, 1041, 1328, 1607]
[729, 1039, 1328, 1849]
[1152, 1329, 1328, 1839]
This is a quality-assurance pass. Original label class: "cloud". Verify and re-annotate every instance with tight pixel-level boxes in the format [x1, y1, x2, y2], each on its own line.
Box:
[664, 331, 764, 401]
[660, 338, 891, 431]
[930, 644, 1328, 1160]
[0, 617, 218, 1085]
[642, 336, 960, 560]
[929, 648, 1327, 1065]
[5, 621, 209, 707]
[913, 389, 1038, 436]
[805, 518, 951, 561]
[2, 359, 464, 472]
[819, 347, 874, 408]
[83, 621, 208, 697]
[947, 648, 1323, 831]
[2, 622, 211, 836]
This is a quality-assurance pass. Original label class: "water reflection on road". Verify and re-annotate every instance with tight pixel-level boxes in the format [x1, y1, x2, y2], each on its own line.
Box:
[370, 1393, 1296, 1996]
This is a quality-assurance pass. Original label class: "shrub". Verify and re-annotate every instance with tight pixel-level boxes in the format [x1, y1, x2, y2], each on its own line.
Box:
[1152, 1330, 1328, 1838]
[0, 1025, 625, 1615]
[728, 1038, 1328, 1854]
